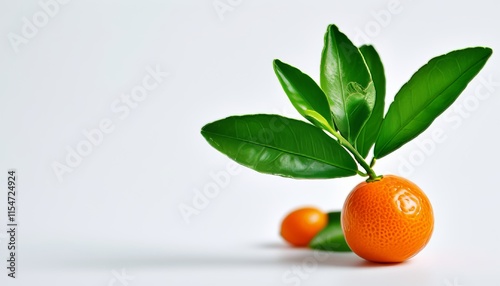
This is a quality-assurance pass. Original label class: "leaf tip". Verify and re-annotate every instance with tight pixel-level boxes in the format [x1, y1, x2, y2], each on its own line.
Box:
[468, 46, 493, 59]
[359, 44, 376, 54]
[273, 58, 285, 70]
[200, 123, 211, 137]
[484, 46, 493, 57]
[326, 23, 339, 32]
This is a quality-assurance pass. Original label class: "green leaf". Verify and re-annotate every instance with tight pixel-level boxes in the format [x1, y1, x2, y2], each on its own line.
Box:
[374, 47, 492, 158]
[309, 211, 351, 252]
[273, 59, 333, 130]
[201, 115, 358, 179]
[355, 45, 386, 158]
[303, 110, 335, 134]
[320, 24, 376, 145]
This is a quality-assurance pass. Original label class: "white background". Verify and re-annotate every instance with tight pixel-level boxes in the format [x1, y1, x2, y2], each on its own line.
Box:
[1, 0, 500, 285]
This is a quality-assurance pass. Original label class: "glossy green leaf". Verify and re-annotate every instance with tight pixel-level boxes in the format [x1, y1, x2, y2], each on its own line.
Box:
[201, 114, 358, 179]
[320, 24, 376, 145]
[309, 212, 351, 252]
[374, 47, 492, 158]
[355, 45, 386, 158]
[303, 110, 335, 134]
[273, 59, 333, 129]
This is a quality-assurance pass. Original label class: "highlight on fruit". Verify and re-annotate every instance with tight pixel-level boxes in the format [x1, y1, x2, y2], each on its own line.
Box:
[200, 23, 492, 263]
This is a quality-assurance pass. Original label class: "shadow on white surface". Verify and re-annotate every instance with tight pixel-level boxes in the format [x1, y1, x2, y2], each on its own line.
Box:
[47, 243, 406, 270]
[257, 242, 404, 268]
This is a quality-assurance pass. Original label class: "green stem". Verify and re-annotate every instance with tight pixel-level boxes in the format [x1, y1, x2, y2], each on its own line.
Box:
[324, 125, 381, 182]
[356, 170, 368, 177]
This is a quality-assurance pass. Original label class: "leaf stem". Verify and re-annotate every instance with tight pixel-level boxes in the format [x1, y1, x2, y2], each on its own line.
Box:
[356, 170, 368, 177]
[324, 125, 381, 182]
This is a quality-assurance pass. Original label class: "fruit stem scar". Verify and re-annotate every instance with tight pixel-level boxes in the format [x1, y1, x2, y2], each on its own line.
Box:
[366, 175, 383, 183]
[323, 124, 380, 181]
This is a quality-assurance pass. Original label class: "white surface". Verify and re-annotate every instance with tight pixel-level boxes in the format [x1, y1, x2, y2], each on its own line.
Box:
[1, 0, 500, 285]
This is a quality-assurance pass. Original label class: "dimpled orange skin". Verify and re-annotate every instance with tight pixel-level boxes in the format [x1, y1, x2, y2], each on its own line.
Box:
[281, 207, 328, 247]
[341, 175, 434, 263]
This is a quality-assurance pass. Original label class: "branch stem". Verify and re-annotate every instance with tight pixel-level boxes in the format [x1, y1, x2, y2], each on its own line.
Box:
[324, 125, 381, 182]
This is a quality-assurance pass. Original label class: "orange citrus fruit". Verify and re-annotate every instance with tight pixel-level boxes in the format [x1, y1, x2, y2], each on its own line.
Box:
[341, 175, 434, 263]
[281, 207, 328, 247]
